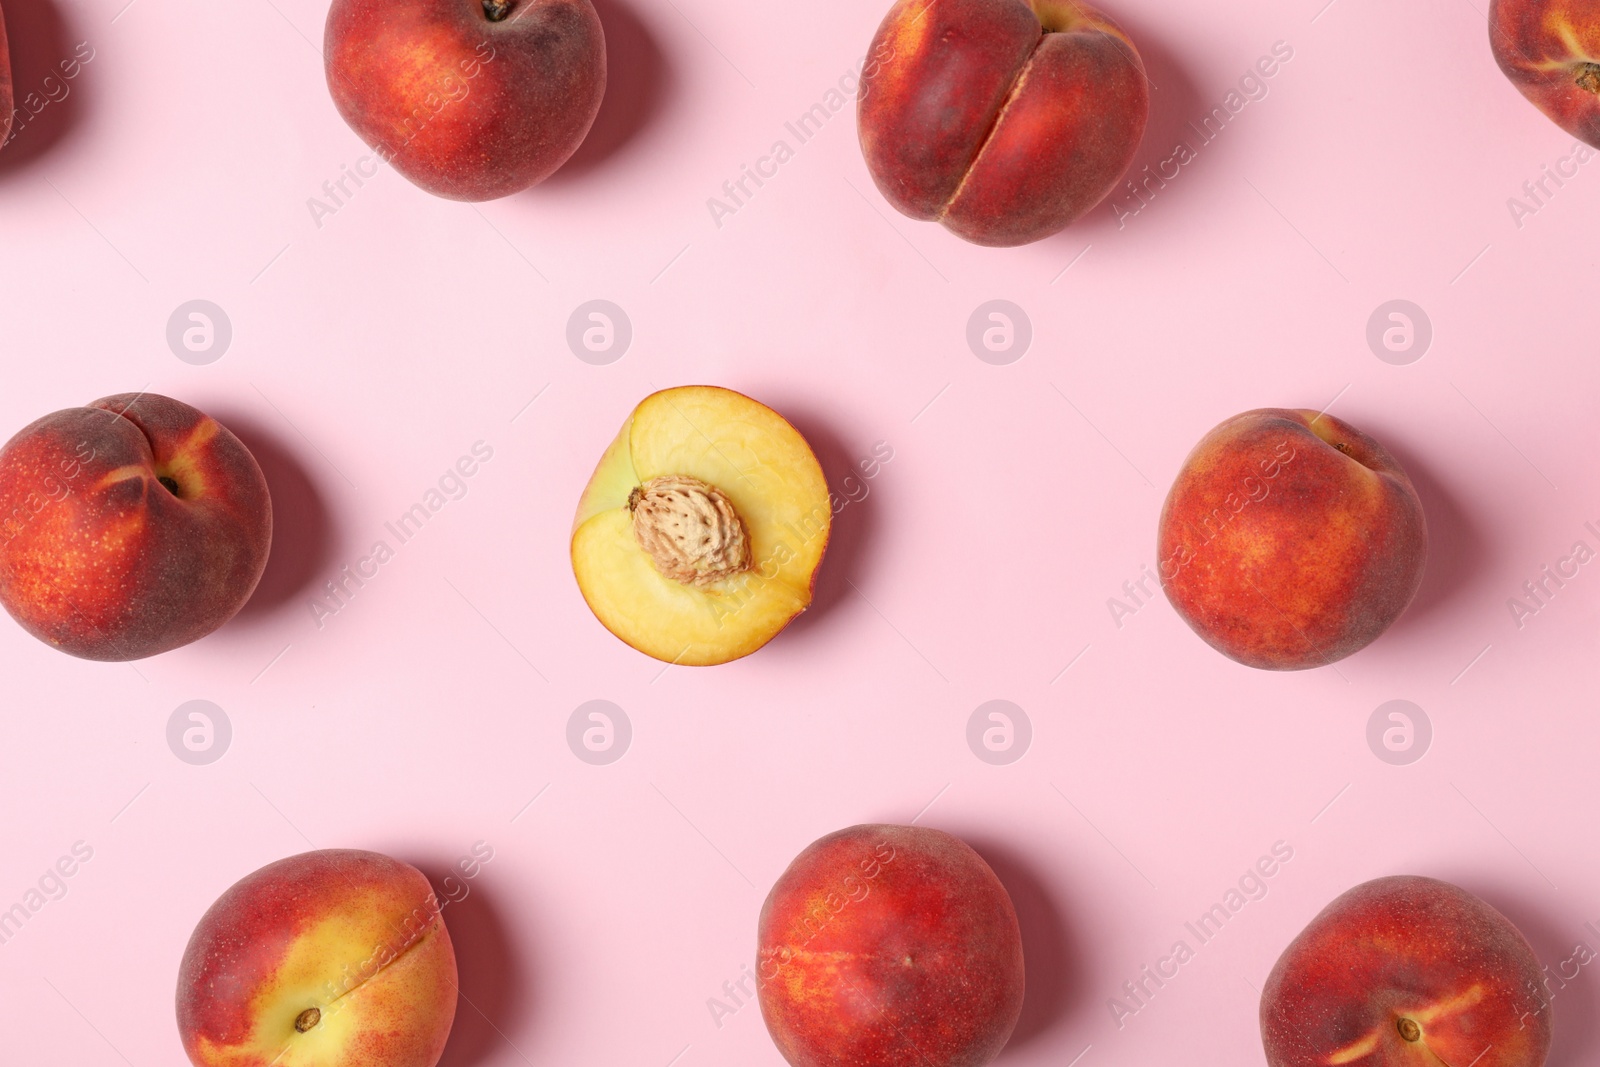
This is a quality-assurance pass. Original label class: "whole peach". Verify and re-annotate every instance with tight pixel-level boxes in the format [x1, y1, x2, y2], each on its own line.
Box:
[177, 849, 458, 1067]
[0, 393, 271, 660]
[757, 824, 1024, 1067]
[1157, 408, 1426, 670]
[858, 0, 1149, 245]
[325, 0, 606, 201]
[1261, 875, 1551, 1067]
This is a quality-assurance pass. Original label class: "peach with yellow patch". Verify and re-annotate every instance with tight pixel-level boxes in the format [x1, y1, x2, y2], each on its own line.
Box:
[756, 824, 1024, 1067]
[1261, 875, 1551, 1067]
[177, 849, 458, 1067]
[0, 393, 271, 660]
[858, 0, 1149, 245]
[571, 386, 830, 666]
[1157, 408, 1426, 670]
[1490, 0, 1600, 147]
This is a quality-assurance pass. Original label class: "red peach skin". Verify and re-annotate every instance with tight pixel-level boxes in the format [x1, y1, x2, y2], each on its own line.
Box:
[0, 1, 12, 149]
[1490, 0, 1600, 147]
[757, 824, 1024, 1067]
[0, 394, 271, 660]
[325, 0, 606, 201]
[859, 0, 1149, 245]
[1261, 875, 1552, 1067]
[1157, 408, 1427, 670]
[177, 850, 458, 1067]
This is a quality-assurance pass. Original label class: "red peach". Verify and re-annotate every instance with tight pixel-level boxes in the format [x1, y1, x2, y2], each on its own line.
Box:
[1261, 875, 1552, 1067]
[325, 0, 606, 201]
[0, 393, 271, 660]
[1157, 408, 1427, 670]
[757, 824, 1024, 1067]
[1490, 0, 1600, 147]
[177, 849, 458, 1067]
[858, 0, 1149, 245]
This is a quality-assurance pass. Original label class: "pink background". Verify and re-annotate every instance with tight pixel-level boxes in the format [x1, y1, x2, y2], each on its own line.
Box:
[1, 0, 1598, 1063]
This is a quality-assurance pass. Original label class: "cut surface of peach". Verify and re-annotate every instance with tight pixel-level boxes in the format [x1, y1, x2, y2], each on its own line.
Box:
[572, 386, 831, 665]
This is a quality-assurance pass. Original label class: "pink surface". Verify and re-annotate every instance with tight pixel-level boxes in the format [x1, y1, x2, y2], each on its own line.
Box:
[0, 0, 1597, 1065]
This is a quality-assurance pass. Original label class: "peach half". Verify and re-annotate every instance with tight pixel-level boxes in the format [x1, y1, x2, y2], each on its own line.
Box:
[571, 386, 830, 665]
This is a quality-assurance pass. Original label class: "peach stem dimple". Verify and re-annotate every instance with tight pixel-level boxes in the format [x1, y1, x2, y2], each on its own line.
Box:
[1576, 63, 1600, 94]
[1397, 1017, 1422, 1042]
[1026, 0, 1083, 33]
[295, 1007, 322, 1033]
[482, 0, 512, 20]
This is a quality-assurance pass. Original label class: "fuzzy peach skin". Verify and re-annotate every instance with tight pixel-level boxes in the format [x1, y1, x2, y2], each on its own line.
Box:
[0, 393, 271, 661]
[858, 0, 1149, 245]
[1156, 408, 1426, 671]
[0, 1, 12, 149]
[325, 0, 606, 201]
[1490, 0, 1600, 147]
[1261, 876, 1552, 1067]
[177, 850, 458, 1067]
[757, 824, 1024, 1067]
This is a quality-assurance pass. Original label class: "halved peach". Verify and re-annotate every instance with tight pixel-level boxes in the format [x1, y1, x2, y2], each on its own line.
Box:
[571, 386, 831, 665]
